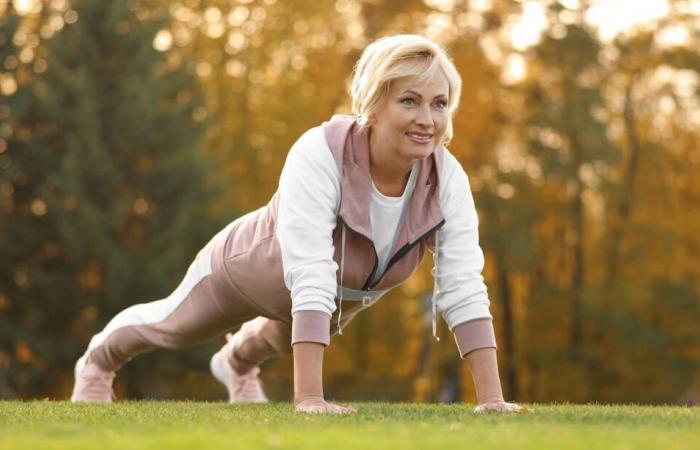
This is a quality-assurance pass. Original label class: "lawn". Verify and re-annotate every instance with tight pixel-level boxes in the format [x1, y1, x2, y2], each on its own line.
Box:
[0, 401, 697, 450]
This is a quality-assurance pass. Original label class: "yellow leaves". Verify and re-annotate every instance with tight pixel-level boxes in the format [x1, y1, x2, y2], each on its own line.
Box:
[399, 272, 425, 297]
[0, 351, 9, 369]
[413, 374, 431, 402]
[0, 73, 18, 96]
[133, 198, 150, 216]
[30, 198, 46, 216]
[135, 155, 152, 173]
[77, 260, 102, 291]
[62, 196, 77, 211]
[80, 306, 99, 322]
[192, 106, 208, 122]
[67, 306, 100, 338]
[14, 270, 28, 288]
[15, 342, 34, 364]
[0, 294, 10, 311]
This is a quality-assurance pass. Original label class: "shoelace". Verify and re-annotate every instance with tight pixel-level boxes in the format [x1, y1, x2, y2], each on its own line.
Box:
[232, 368, 265, 400]
[223, 332, 265, 401]
[80, 371, 115, 401]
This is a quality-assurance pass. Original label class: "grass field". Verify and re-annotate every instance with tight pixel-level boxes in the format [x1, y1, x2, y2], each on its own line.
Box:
[1, 401, 698, 449]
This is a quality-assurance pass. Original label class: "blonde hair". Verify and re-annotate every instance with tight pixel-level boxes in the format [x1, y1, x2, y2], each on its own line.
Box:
[350, 34, 462, 144]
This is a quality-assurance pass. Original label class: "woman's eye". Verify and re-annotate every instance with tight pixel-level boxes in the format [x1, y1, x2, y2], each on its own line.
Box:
[435, 100, 448, 109]
[400, 97, 416, 105]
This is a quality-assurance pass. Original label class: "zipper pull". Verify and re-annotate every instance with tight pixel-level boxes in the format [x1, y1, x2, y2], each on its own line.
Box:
[362, 294, 371, 307]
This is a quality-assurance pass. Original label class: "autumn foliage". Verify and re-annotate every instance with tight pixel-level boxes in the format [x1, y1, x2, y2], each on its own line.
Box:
[1, 0, 699, 404]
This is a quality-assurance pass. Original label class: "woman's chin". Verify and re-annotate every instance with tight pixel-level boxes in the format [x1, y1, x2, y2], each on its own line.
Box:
[407, 143, 437, 159]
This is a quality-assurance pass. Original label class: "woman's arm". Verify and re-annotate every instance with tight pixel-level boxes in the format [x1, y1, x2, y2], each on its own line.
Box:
[293, 342, 356, 414]
[293, 342, 324, 403]
[435, 151, 526, 413]
[276, 128, 355, 414]
[464, 347, 504, 404]
[465, 346, 527, 413]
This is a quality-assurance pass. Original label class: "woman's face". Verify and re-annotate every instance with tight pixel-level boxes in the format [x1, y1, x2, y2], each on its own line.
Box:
[368, 70, 450, 164]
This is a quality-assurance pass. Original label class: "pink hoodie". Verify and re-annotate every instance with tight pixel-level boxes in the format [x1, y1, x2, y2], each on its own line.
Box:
[217, 115, 496, 356]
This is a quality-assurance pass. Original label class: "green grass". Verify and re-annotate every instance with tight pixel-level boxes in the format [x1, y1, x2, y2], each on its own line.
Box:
[1, 401, 698, 449]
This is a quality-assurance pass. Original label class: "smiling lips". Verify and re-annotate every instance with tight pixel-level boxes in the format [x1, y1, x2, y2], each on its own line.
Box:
[406, 131, 433, 144]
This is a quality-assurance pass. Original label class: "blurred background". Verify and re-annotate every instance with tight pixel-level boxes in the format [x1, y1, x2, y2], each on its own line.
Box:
[1, 0, 699, 405]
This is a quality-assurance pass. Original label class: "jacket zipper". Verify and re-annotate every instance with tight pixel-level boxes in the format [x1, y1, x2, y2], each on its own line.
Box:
[367, 219, 446, 289]
[339, 217, 446, 293]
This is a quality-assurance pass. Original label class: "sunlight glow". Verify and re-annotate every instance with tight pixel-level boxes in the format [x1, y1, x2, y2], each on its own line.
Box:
[656, 24, 690, 47]
[509, 1, 547, 51]
[509, 0, 677, 50]
[153, 30, 173, 52]
[503, 53, 526, 84]
[585, 0, 670, 42]
[13, 0, 39, 15]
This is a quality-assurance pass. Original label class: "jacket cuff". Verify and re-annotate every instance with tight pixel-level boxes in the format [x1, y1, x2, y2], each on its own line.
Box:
[453, 318, 497, 357]
[291, 310, 331, 346]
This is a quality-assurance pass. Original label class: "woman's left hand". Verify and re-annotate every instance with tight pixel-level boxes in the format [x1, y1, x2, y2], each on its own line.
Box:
[473, 400, 533, 414]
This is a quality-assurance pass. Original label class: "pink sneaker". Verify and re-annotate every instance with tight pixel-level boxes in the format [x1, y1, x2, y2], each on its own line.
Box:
[210, 332, 268, 403]
[70, 352, 116, 403]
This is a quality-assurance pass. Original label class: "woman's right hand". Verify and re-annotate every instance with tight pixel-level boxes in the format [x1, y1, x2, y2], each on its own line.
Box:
[295, 397, 357, 415]
[292, 342, 355, 414]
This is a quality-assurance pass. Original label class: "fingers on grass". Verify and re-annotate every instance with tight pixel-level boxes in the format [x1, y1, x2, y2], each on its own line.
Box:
[474, 402, 529, 414]
[295, 402, 356, 415]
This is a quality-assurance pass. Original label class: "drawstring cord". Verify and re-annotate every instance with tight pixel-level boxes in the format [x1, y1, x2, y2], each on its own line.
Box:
[431, 229, 440, 342]
[337, 223, 346, 335]
[336, 223, 440, 342]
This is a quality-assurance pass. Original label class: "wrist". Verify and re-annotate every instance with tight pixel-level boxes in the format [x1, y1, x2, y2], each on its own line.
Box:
[292, 342, 325, 407]
[465, 347, 504, 405]
[475, 385, 504, 405]
[477, 395, 505, 405]
[294, 394, 325, 406]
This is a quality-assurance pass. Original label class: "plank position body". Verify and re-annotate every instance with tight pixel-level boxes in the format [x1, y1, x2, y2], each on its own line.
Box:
[71, 34, 523, 414]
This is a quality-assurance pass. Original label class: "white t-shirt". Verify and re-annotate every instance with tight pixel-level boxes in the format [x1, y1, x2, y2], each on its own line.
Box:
[368, 161, 418, 286]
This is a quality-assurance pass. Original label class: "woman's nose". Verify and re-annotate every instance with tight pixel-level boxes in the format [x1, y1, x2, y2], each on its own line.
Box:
[415, 103, 433, 126]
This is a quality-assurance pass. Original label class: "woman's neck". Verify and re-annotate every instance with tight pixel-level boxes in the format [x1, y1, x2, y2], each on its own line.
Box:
[368, 129, 414, 197]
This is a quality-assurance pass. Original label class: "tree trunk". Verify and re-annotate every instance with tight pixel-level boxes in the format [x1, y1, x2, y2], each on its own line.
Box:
[606, 79, 642, 285]
[497, 261, 518, 400]
[570, 175, 584, 363]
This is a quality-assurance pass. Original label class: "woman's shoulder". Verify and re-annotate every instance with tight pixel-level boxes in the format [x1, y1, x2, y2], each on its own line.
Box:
[291, 115, 354, 158]
[437, 146, 476, 205]
[439, 145, 461, 169]
[290, 124, 327, 153]
[438, 146, 470, 181]
[282, 123, 340, 182]
[286, 125, 333, 163]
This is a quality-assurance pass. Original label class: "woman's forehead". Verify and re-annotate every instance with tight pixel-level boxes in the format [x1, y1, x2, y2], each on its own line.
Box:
[389, 72, 449, 97]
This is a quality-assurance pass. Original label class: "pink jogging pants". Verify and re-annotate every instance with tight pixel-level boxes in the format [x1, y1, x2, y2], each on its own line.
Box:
[84, 221, 296, 373]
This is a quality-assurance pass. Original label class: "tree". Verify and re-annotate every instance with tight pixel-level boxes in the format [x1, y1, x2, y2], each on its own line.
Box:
[0, 0, 220, 398]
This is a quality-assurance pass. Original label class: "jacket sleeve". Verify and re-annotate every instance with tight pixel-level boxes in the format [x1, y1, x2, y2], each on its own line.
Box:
[434, 150, 497, 357]
[276, 127, 341, 347]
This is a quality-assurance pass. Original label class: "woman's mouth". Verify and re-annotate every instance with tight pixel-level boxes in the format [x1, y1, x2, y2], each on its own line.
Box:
[406, 132, 433, 144]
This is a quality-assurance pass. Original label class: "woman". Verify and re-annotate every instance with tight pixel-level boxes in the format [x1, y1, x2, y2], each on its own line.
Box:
[71, 34, 524, 415]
